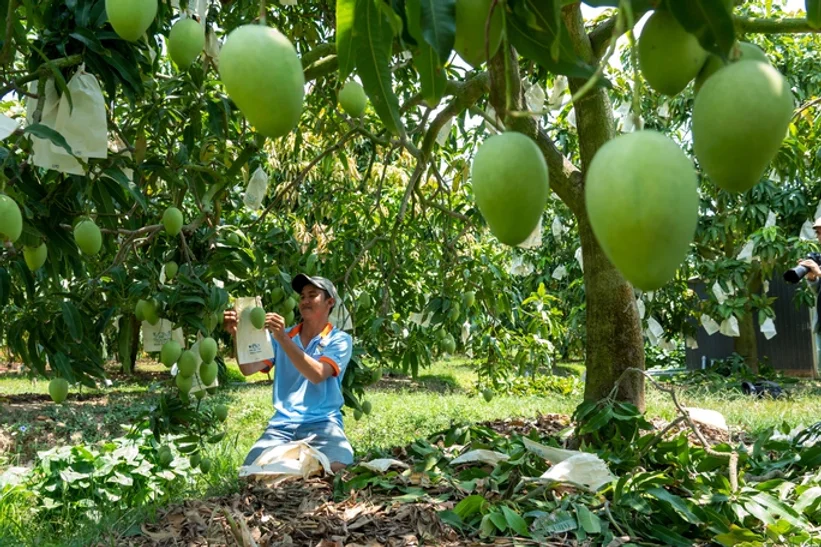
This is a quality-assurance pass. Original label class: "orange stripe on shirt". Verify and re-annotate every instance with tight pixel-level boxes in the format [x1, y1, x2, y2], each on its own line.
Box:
[319, 356, 340, 377]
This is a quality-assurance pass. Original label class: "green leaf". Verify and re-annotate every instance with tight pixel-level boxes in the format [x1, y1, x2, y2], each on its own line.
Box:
[488, 509, 508, 532]
[501, 505, 529, 537]
[419, 0, 455, 65]
[413, 43, 446, 107]
[103, 167, 148, 211]
[505, 12, 599, 81]
[749, 492, 808, 529]
[69, 28, 108, 55]
[646, 487, 702, 524]
[665, 0, 735, 59]
[575, 504, 601, 534]
[336, 0, 357, 81]
[578, 404, 613, 434]
[714, 525, 764, 547]
[23, 124, 73, 155]
[354, 0, 405, 136]
[647, 524, 693, 547]
[454, 494, 487, 519]
[61, 301, 84, 342]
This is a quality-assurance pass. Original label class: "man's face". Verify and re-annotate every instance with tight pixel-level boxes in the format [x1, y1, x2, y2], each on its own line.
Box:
[299, 284, 333, 322]
[816, 227, 821, 245]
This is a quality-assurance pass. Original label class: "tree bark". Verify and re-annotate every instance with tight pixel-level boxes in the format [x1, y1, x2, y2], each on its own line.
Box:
[735, 311, 758, 374]
[735, 263, 763, 373]
[485, 4, 647, 409]
[563, 4, 646, 408]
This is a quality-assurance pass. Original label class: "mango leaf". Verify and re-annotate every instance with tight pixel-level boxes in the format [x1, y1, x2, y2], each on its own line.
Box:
[488, 509, 508, 531]
[23, 124, 73, 155]
[413, 43, 447, 107]
[665, 0, 735, 59]
[714, 525, 765, 546]
[575, 504, 601, 534]
[749, 492, 808, 529]
[453, 494, 487, 519]
[336, 0, 356, 82]
[419, 0, 455, 65]
[501, 506, 530, 537]
[647, 524, 693, 547]
[505, 11, 600, 81]
[61, 301, 84, 342]
[354, 0, 404, 136]
[646, 487, 702, 524]
[521, 0, 563, 61]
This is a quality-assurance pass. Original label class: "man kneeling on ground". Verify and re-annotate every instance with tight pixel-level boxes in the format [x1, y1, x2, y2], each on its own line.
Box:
[223, 274, 354, 473]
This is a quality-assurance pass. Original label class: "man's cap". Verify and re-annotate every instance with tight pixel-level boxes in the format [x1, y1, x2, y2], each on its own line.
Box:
[813, 217, 821, 229]
[292, 274, 338, 301]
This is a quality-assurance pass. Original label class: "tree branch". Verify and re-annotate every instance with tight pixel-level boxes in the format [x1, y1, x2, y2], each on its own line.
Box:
[736, 16, 821, 34]
[0, 54, 84, 99]
[487, 44, 584, 216]
[394, 74, 490, 230]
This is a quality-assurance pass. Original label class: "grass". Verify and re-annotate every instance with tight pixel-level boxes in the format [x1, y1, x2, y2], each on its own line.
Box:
[2, 355, 821, 546]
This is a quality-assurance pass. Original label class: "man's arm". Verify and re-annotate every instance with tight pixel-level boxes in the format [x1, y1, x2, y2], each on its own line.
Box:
[277, 335, 334, 384]
[239, 360, 273, 376]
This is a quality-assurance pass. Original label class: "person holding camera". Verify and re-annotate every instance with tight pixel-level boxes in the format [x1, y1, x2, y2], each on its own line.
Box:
[797, 219, 821, 376]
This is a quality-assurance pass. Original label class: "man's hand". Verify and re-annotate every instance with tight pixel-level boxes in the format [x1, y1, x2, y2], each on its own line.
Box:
[267, 313, 287, 342]
[223, 310, 238, 336]
[799, 259, 821, 281]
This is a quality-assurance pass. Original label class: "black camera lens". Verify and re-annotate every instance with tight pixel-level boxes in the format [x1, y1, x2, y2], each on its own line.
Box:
[784, 265, 809, 283]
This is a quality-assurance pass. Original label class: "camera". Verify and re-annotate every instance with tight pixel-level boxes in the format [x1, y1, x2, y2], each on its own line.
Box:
[783, 252, 821, 283]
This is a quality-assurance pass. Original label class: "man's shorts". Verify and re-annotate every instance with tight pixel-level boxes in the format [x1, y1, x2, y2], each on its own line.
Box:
[242, 419, 354, 467]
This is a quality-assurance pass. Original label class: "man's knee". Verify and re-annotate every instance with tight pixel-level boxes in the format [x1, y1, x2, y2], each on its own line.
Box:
[330, 461, 347, 473]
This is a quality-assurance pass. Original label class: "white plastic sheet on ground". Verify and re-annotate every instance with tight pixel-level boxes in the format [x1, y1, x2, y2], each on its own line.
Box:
[701, 315, 720, 336]
[0, 113, 20, 141]
[239, 436, 332, 486]
[359, 459, 408, 473]
[532, 453, 616, 492]
[683, 407, 728, 431]
[552, 265, 568, 281]
[522, 437, 579, 464]
[760, 317, 777, 340]
[720, 316, 740, 337]
[450, 449, 510, 466]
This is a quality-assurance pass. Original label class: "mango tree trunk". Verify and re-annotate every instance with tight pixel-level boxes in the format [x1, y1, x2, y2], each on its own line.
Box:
[485, 2, 646, 409]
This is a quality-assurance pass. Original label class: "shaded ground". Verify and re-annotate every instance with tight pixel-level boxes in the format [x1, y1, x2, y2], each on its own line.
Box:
[108, 412, 732, 547]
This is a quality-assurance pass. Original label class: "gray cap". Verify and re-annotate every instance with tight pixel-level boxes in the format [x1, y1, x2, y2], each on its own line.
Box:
[291, 274, 338, 302]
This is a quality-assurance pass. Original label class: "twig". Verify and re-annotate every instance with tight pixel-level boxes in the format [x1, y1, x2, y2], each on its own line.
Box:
[253, 127, 361, 227]
[0, 54, 83, 99]
[611, 367, 739, 492]
[793, 96, 821, 120]
[339, 236, 388, 287]
[0, 0, 17, 65]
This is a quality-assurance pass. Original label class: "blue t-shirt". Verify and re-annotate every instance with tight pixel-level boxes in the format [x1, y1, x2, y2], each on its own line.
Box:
[265, 323, 353, 427]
